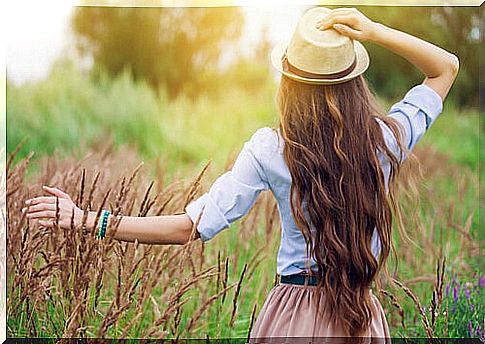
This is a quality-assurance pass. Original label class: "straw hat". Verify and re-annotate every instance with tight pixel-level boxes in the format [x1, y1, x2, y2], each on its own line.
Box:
[271, 6, 370, 85]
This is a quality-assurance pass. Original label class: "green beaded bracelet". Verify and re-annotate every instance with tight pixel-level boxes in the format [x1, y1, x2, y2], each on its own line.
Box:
[97, 209, 110, 239]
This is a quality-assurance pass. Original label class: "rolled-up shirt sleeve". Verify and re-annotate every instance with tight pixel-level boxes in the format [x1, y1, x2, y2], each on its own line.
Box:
[379, 83, 443, 161]
[184, 128, 271, 241]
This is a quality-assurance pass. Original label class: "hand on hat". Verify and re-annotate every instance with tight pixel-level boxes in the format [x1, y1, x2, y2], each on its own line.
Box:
[316, 8, 377, 42]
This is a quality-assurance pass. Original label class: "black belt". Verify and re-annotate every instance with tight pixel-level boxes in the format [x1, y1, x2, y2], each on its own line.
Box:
[280, 273, 319, 286]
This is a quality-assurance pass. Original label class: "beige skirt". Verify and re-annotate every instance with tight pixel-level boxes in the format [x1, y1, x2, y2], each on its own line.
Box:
[249, 282, 391, 344]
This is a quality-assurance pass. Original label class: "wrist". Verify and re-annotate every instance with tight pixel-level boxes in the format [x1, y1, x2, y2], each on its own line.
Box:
[84, 210, 98, 231]
[367, 21, 387, 43]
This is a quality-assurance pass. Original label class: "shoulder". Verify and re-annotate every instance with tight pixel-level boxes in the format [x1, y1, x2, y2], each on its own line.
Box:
[234, 127, 279, 187]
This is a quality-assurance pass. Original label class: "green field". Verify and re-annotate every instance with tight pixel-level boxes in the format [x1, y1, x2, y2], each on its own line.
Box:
[6, 62, 483, 339]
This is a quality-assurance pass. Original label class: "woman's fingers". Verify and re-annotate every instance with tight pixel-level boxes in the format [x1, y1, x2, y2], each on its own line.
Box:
[22, 203, 56, 214]
[332, 24, 362, 40]
[25, 196, 57, 206]
[22, 187, 81, 230]
[26, 210, 57, 219]
[43, 186, 71, 200]
[317, 13, 358, 30]
[317, 8, 375, 41]
[24, 186, 73, 215]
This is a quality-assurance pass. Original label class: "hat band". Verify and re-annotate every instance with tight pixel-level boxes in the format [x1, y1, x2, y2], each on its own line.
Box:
[282, 50, 357, 80]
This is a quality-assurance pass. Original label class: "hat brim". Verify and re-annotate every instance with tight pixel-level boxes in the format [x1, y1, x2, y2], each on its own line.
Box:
[270, 40, 370, 85]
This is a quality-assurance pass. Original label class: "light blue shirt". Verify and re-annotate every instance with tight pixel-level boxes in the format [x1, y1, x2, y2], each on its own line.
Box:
[185, 84, 443, 276]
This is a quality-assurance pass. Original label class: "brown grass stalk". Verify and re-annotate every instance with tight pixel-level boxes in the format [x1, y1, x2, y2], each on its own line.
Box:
[230, 263, 248, 327]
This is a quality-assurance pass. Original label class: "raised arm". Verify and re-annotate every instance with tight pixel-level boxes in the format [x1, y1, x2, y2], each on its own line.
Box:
[317, 8, 459, 100]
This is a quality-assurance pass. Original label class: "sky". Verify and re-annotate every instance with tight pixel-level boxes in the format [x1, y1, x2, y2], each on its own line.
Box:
[5, 3, 309, 85]
[6, 1, 77, 85]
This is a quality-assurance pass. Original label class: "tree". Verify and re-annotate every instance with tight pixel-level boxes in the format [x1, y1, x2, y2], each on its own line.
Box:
[72, 6, 244, 98]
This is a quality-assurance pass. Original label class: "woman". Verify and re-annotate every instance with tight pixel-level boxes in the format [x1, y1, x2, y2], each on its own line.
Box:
[23, 7, 458, 340]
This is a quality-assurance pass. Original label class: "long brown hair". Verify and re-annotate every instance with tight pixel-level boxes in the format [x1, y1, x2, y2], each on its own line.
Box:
[277, 74, 408, 336]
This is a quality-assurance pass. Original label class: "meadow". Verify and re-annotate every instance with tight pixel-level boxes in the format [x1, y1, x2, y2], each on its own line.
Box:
[6, 61, 483, 339]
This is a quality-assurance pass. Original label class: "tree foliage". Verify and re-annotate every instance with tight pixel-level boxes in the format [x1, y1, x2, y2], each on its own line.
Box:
[71, 6, 481, 107]
[72, 6, 244, 98]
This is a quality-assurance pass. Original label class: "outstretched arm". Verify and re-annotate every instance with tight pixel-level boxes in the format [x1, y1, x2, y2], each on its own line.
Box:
[23, 129, 271, 245]
[317, 8, 459, 100]
[23, 186, 197, 245]
[96, 212, 197, 244]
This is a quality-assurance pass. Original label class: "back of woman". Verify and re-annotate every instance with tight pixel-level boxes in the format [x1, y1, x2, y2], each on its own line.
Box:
[239, 73, 444, 340]
[186, 7, 458, 340]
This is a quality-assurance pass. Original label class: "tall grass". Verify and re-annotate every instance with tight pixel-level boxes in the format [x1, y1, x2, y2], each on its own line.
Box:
[6, 137, 482, 338]
[6, 143, 280, 339]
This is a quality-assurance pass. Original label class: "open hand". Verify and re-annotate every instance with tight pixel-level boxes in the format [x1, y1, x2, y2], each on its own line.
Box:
[316, 8, 377, 42]
[22, 186, 83, 229]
